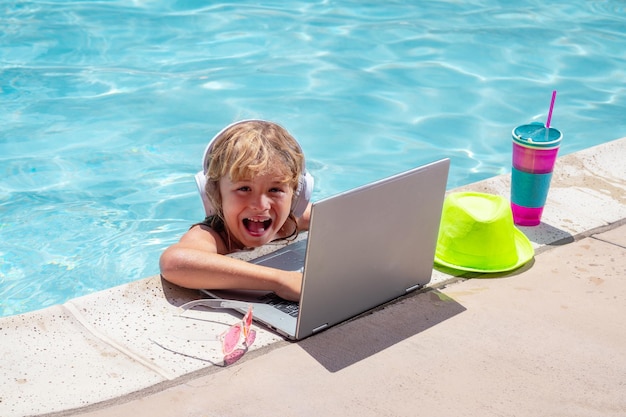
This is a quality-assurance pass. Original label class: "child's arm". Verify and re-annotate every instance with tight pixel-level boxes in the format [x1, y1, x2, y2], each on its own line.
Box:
[159, 225, 302, 301]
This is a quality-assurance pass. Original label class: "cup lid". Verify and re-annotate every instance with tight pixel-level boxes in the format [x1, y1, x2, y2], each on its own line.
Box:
[512, 122, 562, 149]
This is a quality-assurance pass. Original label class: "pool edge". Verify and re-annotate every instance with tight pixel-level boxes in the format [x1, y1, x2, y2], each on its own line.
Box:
[2, 136, 625, 417]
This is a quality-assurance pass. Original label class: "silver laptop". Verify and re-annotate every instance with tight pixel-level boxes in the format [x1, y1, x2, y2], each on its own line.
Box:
[200, 158, 450, 340]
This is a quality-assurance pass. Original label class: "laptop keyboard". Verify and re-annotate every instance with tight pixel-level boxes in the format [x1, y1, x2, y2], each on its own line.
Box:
[258, 293, 300, 318]
[252, 239, 307, 270]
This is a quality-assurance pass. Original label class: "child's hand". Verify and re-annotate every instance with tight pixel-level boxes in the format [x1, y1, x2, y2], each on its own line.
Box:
[275, 270, 303, 301]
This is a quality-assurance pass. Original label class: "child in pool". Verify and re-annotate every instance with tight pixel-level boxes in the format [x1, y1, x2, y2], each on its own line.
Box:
[159, 120, 313, 301]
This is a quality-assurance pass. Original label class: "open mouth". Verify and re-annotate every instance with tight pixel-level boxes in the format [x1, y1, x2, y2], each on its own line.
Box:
[243, 218, 272, 235]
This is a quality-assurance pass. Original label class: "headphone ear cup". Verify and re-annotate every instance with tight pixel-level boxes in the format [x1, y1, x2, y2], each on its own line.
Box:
[291, 171, 314, 218]
[195, 171, 215, 217]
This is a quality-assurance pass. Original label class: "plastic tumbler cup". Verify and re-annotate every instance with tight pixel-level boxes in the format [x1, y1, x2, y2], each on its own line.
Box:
[511, 122, 562, 226]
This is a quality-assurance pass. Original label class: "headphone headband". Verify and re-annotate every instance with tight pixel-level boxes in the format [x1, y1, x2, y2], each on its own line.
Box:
[195, 119, 314, 218]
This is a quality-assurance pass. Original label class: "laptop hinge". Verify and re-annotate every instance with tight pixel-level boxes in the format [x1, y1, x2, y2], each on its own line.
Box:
[405, 284, 422, 293]
[312, 323, 329, 333]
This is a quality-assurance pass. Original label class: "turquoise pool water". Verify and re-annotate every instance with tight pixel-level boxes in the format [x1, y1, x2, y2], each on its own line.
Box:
[2, 0, 625, 317]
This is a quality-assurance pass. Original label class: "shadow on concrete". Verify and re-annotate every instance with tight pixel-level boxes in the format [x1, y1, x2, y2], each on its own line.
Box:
[517, 222, 575, 246]
[296, 288, 466, 373]
[160, 276, 468, 373]
[161, 275, 207, 307]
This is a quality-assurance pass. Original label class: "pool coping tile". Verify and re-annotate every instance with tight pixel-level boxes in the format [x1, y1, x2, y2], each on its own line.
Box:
[64, 276, 286, 378]
[0, 305, 166, 416]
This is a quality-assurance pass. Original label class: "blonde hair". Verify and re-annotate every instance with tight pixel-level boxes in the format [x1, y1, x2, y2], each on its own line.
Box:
[205, 120, 305, 224]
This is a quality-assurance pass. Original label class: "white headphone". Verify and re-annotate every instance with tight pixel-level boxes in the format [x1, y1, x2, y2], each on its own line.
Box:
[194, 119, 314, 218]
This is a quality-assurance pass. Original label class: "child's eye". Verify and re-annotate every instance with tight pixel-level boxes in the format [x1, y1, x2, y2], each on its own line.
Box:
[237, 186, 251, 192]
[270, 187, 287, 193]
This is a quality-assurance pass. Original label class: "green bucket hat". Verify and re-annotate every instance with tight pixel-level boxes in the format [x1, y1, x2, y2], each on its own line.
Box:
[434, 192, 534, 273]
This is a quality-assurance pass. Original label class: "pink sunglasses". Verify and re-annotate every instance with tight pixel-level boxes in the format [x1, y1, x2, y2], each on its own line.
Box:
[179, 299, 257, 363]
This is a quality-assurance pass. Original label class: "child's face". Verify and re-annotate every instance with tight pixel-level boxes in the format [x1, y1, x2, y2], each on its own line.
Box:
[219, 168, 294, 248]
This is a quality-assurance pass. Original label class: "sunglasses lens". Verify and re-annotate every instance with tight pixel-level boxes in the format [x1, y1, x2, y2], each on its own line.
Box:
[223, 349, 246, 366]
[245, 329, 257, 347]
[244, 306, 253, 328]
[222, 325, 241, 354]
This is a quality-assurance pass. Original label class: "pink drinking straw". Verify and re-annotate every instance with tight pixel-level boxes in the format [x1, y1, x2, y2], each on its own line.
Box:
[546, 90, 557, 128]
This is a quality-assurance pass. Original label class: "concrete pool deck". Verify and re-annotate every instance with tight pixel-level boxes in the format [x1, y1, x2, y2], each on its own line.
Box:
[2, 137, 625, 417]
